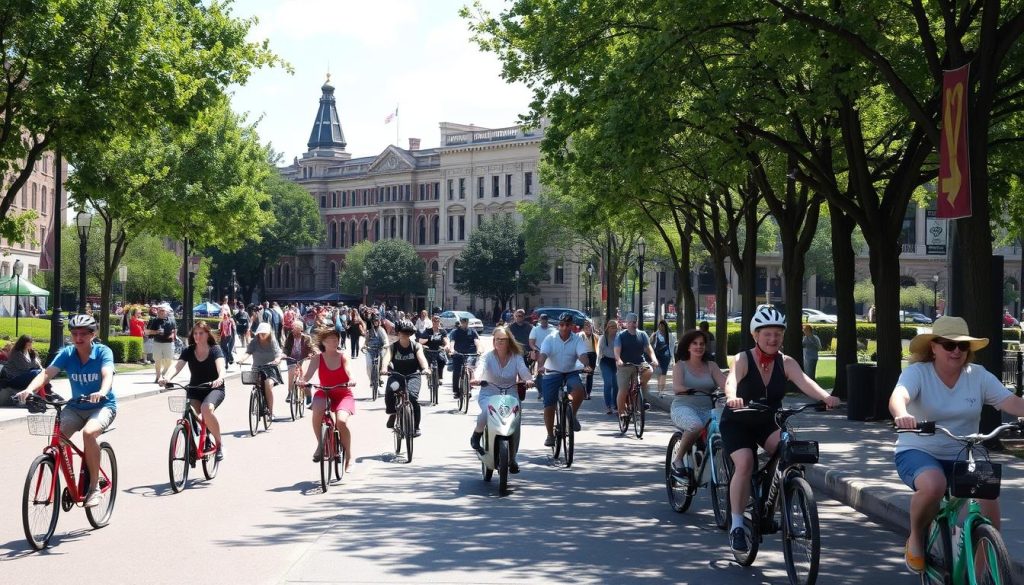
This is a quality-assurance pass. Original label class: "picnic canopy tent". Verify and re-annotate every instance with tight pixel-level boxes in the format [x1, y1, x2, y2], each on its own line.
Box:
[0, 276, 49, 316]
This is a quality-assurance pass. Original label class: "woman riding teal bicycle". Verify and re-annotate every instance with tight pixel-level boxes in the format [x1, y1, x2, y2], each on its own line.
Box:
[669, 329, 727, 474]
[890, 316, 1024, 574]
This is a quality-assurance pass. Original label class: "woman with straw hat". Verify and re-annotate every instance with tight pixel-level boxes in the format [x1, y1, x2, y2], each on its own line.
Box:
[891, 316, 1024, 574]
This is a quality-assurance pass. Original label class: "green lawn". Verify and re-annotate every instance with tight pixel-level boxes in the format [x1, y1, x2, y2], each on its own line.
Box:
[0, 316, 54, 343]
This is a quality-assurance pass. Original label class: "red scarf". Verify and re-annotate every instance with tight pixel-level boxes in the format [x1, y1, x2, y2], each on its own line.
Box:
[753, 346, 777, 370]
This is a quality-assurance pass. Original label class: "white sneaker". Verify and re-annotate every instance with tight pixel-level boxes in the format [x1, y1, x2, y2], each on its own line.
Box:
[84, 488, 103, 508]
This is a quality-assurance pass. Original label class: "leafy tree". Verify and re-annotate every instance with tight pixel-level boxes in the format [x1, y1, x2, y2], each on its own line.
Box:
[338, 241, 373, 296]
[454, 216, 528, 311]
[123, 234, 185, 303]
[364, 240, 426, 306]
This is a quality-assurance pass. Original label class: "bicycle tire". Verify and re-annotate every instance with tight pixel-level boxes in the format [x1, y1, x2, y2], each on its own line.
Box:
[497, 437, 510, 495]
[298, 386, 306, 418]
[633, 387, 645, 439]
[168, 424, 189, 493]
[430, 368, 439, 406]
[921, 519, 952, 585]
[201, 434, 219, 480]
[552, 397, 564, 461]
[248, 389, 259, 436]
[665, 432, 694, 513]
[710, 435, 731, 530]
[371, 360, 380, 401]
[968, 522, 1013, 585]
[22, 455, 60, 550]
[403, 404, 415, 463]
[262, 391, 273, 431]
[618, 404, 630, 434]
[394, 406, 404, 456]
[781, 476, 820, 585]
[459, 375, 470, 414]
[85, 443, 117, 528]
[319, 425, 333, 493]
[564, 400, 575, 468]
[289, 382, 299, 421]
[333, 429, 344, 483]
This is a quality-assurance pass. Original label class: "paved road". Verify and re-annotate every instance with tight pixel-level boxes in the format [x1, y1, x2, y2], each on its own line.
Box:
[0, 337, 917, 584]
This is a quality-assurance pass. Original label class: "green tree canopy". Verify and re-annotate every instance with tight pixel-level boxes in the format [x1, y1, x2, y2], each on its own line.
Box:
[364, 240, 426, 305]
[339, 241, 373, 296]
[454, 216, 529, 310]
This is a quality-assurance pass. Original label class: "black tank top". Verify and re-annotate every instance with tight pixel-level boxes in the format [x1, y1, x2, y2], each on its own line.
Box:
[735, 349, 786, 409]
[389, 340, 420, 376]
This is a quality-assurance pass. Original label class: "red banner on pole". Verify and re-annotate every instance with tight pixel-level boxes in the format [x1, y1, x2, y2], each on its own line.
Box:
[937, 64, 972, 219]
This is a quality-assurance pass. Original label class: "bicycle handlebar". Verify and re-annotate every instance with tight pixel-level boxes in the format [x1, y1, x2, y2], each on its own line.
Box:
[729, 401, 827, 424]
[160, 382, 215, 391]
[385, 369, 427, 379]
[896, 420, 1024, 444]
[300, 382, 357, 390]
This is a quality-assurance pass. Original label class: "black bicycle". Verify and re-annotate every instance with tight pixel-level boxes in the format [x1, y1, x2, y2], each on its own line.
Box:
[451, 352, 479, 414]
[545, 370, 584, 468]
[618, 362, 647, 439]
[364, 346, 383, 401]
[241, 364, 278, 436]
[282, 357, 305, 421]
[424, 349, 445, 406]
[386, 370, 423, 463]
[730, 402, 824, 585]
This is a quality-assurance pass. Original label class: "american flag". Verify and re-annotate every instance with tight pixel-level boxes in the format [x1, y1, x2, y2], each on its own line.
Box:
[384, 106, 398, 124]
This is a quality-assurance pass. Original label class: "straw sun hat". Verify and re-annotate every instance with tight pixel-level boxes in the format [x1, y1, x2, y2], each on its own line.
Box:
[908, 316, 989, 355]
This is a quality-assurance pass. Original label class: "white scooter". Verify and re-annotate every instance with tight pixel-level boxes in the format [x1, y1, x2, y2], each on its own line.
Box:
[472, 381, 527, 495]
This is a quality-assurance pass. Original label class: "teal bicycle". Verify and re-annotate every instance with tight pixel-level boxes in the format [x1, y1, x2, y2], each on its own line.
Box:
[665, 388, 730, 529]
[899, 420, 1021, 585]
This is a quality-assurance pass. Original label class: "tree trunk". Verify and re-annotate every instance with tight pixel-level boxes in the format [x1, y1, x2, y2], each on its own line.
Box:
[678, 235, 696, 331]
[868, 235, 903, 419]
[829, 201, 857, 399]
[738, 201, 759, 351]
[711, 253, 730, 367]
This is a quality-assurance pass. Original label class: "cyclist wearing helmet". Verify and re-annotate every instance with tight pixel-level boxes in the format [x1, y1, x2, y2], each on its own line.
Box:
[16, 314, 116, 508]
[536, 313, 593, 446]
[722, 307, 839, 554]
[381, 319, 429, 436]
[448, 315, 481, 399]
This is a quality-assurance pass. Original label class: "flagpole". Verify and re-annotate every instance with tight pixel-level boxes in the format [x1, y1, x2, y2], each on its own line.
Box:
[395, 103, 400, 146]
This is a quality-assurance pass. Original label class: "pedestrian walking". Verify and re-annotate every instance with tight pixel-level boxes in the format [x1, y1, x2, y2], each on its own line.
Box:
[802, 323, 822, 381]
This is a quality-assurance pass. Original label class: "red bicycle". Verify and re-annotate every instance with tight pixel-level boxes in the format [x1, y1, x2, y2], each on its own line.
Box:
[21, 394, 118, 550]
[165, 383, 220, 493]
[304, 381, 356, 492]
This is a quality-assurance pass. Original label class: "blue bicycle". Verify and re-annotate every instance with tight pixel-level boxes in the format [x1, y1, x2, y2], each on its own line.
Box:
[665, 388, 730, 529]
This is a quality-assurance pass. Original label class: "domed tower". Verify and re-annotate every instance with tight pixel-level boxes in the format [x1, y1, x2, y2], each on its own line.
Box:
[304, 74, 351, 162]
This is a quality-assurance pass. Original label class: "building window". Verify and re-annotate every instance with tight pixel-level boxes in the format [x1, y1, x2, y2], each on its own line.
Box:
[448, 179, 454, 200]
[389, 217, 397, 238]
[330, 262, 338, 288]
[459, 178, 466, 199]
[330, 222, 337, 248]
[506, 174, 512, 197]
[458, 215, 465, 240]
[477, 177, 484, 198]
[434, 182, 440, 200]
[419, 184, 425, 200]
[340, 222, 347, 248]
[31, 183, 37, 209]
[405, 185, 411, 200]
[554, 263, 565, 284]
[41, 186, 47, 213]
[492, 175, 499, 197]
[320, 194, 327, 208]
[373, 219, 380, 241]
[525, 171, 533, 195]
[350, 220, 357, 244]
[361, 219, 369, 240]
[448, 216, 454, 242]
[418, 216, 426, 245]
[477, 214, 484, 228]
[432, 215, 440, 244]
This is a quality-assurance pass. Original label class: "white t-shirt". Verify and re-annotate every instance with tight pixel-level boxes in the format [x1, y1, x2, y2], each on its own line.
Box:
[529, 323, 556, 349]
[894, 362, 1013, 459]
[474, 351, 533, 388]
[540, 332, 588, 373]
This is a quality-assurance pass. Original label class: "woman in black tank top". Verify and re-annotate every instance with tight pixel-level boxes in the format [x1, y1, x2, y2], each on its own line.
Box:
[720, 311, 840, 554]
[382, 321, 429, 435]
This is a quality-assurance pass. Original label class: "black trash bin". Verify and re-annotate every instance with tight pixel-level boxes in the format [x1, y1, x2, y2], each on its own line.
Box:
[846, 363, 877, 421]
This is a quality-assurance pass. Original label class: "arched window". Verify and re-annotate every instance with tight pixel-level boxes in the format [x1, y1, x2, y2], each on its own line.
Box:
[330, 262, 338, 288]
[276, 265, 282, 288]
[431, 260, 439, 274]
[432, 216, 440, 244]
[418, 216, 427, 245]
[389, 217, 397, 239]
[329, 222, 337, 248]
[284, 264, 291, 288]
[31, 183, 37, 209]
[339, 222, 346, 248]
[361, 219, 369, 240]
[350, 220, 357, 245]
[373, 219, 380, 241]
[41, 186, 47, 213]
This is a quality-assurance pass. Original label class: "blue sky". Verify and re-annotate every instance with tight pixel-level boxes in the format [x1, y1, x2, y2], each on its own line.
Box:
[228, 0, 533, 163]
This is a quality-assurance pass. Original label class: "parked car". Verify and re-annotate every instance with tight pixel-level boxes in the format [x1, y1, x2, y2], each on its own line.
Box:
[529, 307, 586, 331]
[802, 308, 838, 324]
[727, 311, 744, 323]
[438, 310, 484, 332]
[899, 310, 933, 325]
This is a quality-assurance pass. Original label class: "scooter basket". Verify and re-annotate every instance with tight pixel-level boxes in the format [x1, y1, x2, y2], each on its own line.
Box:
[949, 461, 1001, 500]
[782, 439, 819, 465]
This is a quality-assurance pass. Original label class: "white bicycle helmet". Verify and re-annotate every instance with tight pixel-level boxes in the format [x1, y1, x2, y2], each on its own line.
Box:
[68, 313, 98, 331]
[750, 307, 786, 334]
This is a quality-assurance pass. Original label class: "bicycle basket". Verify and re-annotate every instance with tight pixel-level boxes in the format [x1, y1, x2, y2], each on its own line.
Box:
[26, 414, 56, 437]
[240, 370, 259, 385]
[950, 460, 1001, 500]
[167, 395, 188, 414]
[782, 439, 819, 465]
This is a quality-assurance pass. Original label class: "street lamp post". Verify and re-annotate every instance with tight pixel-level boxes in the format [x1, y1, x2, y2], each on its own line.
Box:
[932, 273, 940, 318]
[118, 265, 127, 308]
[585, 263, 594, 316]
[442, 267, 448, 310]
[637, 237, 646, 331]
[76, 211, 92, 313]
[231, 269, 238, 306]
[514, 269, 520, 311]
[13, 258, 23, 335]
[362, 268, 368, 305]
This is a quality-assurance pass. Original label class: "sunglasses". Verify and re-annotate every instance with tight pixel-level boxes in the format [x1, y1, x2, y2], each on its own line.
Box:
[933, 338, 971, 352]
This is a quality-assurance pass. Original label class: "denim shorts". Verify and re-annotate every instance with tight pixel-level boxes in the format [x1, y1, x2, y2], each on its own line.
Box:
[894, 449, 957, 490]
[540, 372, 583, 408]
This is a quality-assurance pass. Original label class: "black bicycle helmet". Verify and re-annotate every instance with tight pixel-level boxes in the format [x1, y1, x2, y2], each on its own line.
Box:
[558, 312, 575, 325]
[396, 319, 416, 334]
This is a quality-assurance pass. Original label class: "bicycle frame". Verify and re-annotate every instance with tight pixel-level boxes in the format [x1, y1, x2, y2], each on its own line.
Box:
[34, 404, 112, 505]
[928, 496, 990, 584]
[178, 406, 216, 461]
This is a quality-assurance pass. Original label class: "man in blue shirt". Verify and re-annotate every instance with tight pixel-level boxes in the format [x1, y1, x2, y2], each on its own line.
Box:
[16, 314, 116, 508]
[448, 316, 481, 398]
[614, 313, 659, 424]
[537, 313, 592, 446]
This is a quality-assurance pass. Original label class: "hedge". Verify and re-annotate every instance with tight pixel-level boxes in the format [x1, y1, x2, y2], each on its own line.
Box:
[107, 336, 144, 363]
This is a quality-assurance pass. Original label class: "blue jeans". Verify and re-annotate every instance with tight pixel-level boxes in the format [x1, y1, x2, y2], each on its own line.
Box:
[599, 357, 618, 410]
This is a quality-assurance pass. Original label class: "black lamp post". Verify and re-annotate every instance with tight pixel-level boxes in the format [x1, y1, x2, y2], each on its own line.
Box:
[231, 269, 238, 306]
[585, 263, 594, 316]
[637, 237, 647, 331]
[13, 258, 23, 335]
[118, 265, 127, 308]
[76, 210, 92, 313]
[514, 269, 520, 310]
[932, 273, 939, 318]
[442, 267, 448, 310]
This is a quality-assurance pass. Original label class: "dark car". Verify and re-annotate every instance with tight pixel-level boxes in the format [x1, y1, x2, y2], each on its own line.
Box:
[529, 307, 587, 331]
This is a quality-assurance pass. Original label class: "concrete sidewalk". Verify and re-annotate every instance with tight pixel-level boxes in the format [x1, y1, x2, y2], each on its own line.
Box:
[644, 386, 1024, 579]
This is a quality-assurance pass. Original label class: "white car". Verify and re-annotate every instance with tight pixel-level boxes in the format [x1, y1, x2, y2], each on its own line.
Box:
[438, 310, 484, 332]
[802, 308, 838, 323]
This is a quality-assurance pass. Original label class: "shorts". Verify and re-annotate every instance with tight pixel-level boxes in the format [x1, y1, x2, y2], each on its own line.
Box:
[670, 397, 710, 433]
[60, 406, 116, 435]
[616, 362, 653, 394]
[719, 411, 779, 456]
[894, 449, 959, 490]
[540, 372, 583, 408]
[253, 365, 283, 386]
[152, 341, 174, 361]
[313, 387, 355, 414]
[143, 338, 154, 354]
[186, 388, 225, 408]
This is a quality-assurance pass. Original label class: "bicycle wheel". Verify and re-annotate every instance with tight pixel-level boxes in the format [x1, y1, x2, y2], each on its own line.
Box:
[85, 443, 117, 528]
[709, 435, 731, 530]
[168, 424, 189, 493]
[262, 390, 273, 431]
[201, 435, 220, 480]
[297, 386, 306, 418]
[618, 404, 630, 434]
[22, 455, 60, 550]
[968, 522, 1013, 585]
[319, 425, 333, 493]
[430, 368, 439, 406]
[921, 519, 952, 585]
[552, 398, 564, 461]
[563, 400, 575, 468]
[632, 387, 645, 438]
[289, 382, 299, 421]
[248, 389, 259, 436]
[394, 405, 404, 456]
[403, 404, 415, 463]
[333, 430, 344, 483]
[459, 375, 470, 414]
[782, 476, 820, 585]
[665, 432, 694, 513]
[371, 361, 380, 401]
[497, 437, 510, 495]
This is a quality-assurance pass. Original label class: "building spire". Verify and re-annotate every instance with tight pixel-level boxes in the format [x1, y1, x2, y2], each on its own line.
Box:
[307, 76, 346, 150]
